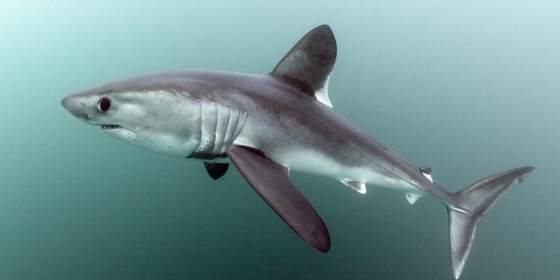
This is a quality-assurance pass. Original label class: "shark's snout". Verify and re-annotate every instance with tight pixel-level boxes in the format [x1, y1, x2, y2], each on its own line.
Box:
[61, 95, 89, 121]
[60, 95, 72, 110]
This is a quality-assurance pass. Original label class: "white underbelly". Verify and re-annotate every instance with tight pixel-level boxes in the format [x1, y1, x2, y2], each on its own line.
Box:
[267, 147, 420, 194]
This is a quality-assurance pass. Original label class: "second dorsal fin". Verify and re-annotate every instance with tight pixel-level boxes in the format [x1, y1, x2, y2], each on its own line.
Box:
[270, 25, 337, 107]
[419, 167, 433, 182]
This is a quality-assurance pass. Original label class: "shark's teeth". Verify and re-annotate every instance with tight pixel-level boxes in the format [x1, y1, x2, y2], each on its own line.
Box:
[101, 125, 121, 130]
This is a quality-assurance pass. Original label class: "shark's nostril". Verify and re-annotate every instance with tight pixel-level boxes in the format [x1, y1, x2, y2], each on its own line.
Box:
[84, 115, 90, 121]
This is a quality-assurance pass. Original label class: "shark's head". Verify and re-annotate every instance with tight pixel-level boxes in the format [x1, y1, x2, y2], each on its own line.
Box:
[61, 73, 203, 157]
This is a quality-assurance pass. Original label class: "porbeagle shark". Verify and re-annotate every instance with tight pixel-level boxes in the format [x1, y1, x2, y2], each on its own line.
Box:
[61, 25, 534, 279]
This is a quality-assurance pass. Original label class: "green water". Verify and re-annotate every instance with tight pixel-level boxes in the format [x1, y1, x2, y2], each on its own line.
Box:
[1, 0, 558, 279]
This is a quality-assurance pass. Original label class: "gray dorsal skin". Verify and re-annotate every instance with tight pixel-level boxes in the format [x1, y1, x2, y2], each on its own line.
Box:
[226, 145, 330, 252]
[60, 25, 535, 279]
[203, 162, 229, 180]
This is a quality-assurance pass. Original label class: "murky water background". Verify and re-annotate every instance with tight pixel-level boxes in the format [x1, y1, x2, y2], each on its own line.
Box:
[1, 1, 558, 279]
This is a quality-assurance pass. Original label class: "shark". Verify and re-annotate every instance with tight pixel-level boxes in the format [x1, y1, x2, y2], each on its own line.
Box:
[61, 25, 534, 279]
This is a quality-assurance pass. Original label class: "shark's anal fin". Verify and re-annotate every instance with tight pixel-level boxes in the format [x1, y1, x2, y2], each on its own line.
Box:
[203, 162, 229, 180]
[226, 145, 331, 252]
[405, 193, 422, 204]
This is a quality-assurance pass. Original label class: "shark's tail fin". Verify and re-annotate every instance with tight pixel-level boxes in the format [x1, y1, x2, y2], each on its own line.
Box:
[446, 166, 534, 279]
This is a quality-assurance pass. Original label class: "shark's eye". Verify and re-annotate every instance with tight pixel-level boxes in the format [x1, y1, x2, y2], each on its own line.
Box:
[97, 97, 112, 113]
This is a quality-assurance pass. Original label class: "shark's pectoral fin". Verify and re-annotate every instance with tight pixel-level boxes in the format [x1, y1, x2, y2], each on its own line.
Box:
[203, 162, 229, 180]
[226, 145, 331, 252]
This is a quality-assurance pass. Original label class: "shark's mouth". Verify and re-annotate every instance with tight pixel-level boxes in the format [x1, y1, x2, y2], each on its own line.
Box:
[101, 125, 121, 130]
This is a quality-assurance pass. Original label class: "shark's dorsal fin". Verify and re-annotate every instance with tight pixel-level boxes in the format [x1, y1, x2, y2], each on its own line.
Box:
[270, 25, 336, 108]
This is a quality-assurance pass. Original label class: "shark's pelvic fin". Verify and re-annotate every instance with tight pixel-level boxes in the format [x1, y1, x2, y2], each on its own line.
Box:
[446, 166, 534, 279]
[341, 180, 366, 194]
[226, 145, 331, 252]
[203, 162, 229, 180]
[270, 25, 336, 108]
